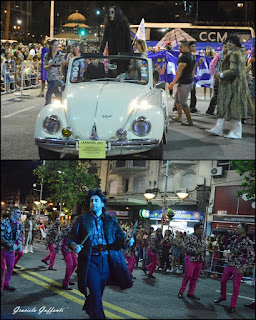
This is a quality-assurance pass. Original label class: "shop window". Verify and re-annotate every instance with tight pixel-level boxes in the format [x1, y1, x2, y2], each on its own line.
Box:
[134, 178, 146, 193]
[109, 180, 118, 194]
[182, 172, 196, 191]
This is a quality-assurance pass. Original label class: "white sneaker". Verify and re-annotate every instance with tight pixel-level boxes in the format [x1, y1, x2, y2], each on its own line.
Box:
[170, 268, 176, 273]
[166, 269, 171, 272]
[158, 267, 163, 271]
[24, 247, 28, 253]
[30, 246, 33, 253]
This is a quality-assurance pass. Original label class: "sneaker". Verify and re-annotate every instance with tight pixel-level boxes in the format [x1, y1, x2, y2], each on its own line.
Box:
[14, 265, 21, 270]
[3, 285, 16, 291]
[206, 110, 214, 115]
[158, 267, 163, 271]
[190, 108, 198, 113]
[48, 267, 57, 271]
[178, 292, 183, 299]
[148, 274, 155, 278]
[62, 285, 72, 290]
[201, 97, 206, 100]
[170, 116, 182, 123]
[181, 121, 193, 126]
[41, 259, 49, 266]
[142, 267, 147, 275]
[166, 269, 171, 272]
[69, 281, 75, 285]
[170, 268, 176, 273]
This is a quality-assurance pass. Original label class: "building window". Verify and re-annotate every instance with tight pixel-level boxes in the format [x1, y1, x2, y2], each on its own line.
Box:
[109, 180, 118, 194]
[134, 178, 146, 193]
[116, 160, 126, 168]
[182, 172, 196, 191]
[123, 178, 129, 193]
[132, 160, 146, 167]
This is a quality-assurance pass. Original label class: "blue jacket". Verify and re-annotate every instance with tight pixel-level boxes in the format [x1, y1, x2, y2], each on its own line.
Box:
[68, 212, 133, 295]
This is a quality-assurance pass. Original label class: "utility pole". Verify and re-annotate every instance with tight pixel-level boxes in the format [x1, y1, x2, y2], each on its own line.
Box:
[4, 1, 11, 40]
[195, 1, 199, 22]
[50, 1, 54, 38]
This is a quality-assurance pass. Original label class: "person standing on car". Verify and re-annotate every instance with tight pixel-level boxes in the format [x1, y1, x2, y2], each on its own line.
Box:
[68, 189, 134, 319]
[44, 39, 66, 106]
[168, 41, 196, 126]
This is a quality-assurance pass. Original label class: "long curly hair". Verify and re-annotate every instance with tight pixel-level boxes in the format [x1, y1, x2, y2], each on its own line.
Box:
[103, 6, 130, 30]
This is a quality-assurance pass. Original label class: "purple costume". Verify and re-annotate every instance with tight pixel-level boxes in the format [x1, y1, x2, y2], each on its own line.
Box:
[41, 47, 49, 81]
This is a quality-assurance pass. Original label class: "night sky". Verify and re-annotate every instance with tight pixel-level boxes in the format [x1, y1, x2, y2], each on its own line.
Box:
[1, 161, 42, 202]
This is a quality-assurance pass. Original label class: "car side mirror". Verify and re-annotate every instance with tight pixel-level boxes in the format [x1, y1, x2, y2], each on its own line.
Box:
[155, 81, 165, 89]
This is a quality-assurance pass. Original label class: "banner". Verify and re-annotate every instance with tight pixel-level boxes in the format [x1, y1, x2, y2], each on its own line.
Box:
[148, 50, 214, 87]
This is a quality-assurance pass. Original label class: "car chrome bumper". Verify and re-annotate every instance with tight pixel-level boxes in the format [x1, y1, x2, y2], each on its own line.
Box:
[35, 137, 159, 153]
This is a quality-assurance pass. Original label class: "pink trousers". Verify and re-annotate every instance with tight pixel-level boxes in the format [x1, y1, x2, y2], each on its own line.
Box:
[124, 251, 136, 276]
[1, 250, 15, 289]
[146, 249, 158, 276]
[220, 265, 243, 308]
[14, 249, 23, 267]
[42, 244, 57, 268]
[179, 256, 202, 295]
[62, 249, 77, 286]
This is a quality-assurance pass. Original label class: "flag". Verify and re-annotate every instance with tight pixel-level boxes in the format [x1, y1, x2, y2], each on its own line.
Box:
[134, 18, 146, 43]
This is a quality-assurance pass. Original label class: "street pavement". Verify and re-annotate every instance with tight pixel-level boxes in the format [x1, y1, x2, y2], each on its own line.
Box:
[1, 86, 255, 160]
[1, 241, 255, 319]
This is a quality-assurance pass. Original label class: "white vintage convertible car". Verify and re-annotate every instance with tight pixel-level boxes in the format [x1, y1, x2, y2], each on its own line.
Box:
[34, 53, 168, 159]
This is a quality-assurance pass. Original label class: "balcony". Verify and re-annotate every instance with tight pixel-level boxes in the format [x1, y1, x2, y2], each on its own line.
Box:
[109, 160, 148, 174]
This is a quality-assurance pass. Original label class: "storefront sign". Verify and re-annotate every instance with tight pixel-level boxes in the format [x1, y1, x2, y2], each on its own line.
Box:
[213, 215, 255, 224]
[107, 211, 128, 217]
[217, 210, 227, 215]
[150, 210, 203, 221]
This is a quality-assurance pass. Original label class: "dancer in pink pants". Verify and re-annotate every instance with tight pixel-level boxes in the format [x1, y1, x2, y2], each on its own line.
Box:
[214, 223, 255, 313]
[56, 215, 78, 290]
[41, 218, 60, 270]
[1, 207, 23, 293]
[178, 223, 206, 300]
[143, 228, 163, 278]
[124, 248, 136, 281]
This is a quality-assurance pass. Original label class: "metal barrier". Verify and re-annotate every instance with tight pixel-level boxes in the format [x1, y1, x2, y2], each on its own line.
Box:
[1, 60, 17, 94]
[14, 61, 41, 96]
[1, 60, 41, 96]
[205, 249, 255, 282]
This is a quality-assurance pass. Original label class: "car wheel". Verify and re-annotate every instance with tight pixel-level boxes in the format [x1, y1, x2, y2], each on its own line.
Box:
[38, 147, 61, 160]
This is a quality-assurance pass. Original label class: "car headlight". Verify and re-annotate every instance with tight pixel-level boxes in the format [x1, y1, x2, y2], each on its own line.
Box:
[132, 116, 151, 136]
[43, 115, 61, 134]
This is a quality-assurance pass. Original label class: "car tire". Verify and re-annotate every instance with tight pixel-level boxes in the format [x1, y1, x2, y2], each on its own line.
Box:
[38, 147, 61, 160]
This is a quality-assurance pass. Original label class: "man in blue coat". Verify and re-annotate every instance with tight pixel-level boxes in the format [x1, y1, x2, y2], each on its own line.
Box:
[68, 189, 134, 319]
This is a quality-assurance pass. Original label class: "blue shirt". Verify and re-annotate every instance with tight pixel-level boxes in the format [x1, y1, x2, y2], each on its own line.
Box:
[91, 213, 108, 255]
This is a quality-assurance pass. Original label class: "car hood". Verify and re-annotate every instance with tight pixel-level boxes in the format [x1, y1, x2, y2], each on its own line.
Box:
[63, 82, 151, 139]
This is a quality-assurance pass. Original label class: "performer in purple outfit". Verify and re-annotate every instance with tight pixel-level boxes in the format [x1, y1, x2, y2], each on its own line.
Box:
[39, 40, 50, 97]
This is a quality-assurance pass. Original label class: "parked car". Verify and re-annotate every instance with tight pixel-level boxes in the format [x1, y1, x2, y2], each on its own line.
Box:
[34, 53, 168, 159]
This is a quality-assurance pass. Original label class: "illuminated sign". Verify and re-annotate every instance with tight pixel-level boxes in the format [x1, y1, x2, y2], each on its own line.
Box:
[150, 210, 203, 221]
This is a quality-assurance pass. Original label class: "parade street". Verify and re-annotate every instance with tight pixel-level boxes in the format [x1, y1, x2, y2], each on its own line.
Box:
[1, 87, 255, 160]
[1, 241, 255, 320]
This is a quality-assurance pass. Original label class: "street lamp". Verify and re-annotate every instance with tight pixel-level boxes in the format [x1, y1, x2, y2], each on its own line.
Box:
[17, 19, 22, 24]
[96, 10, 100, 39]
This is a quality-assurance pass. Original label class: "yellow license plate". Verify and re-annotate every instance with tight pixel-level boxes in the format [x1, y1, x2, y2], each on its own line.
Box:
[78, 140, 106, 159]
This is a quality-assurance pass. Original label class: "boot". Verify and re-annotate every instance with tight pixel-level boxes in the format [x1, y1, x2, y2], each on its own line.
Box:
[30, 245, 33, 253]
[205, 118, 225, 136]
[224, 120, 242, 139]
[24, 246, 28, 253]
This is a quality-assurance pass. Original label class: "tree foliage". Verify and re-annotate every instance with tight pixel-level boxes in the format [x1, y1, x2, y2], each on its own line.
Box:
[33, 161, 101, 211]
[230, 160, 255, 201]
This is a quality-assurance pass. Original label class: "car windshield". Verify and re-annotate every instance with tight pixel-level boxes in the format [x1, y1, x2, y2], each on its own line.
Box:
[70, 56, 149, 85]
